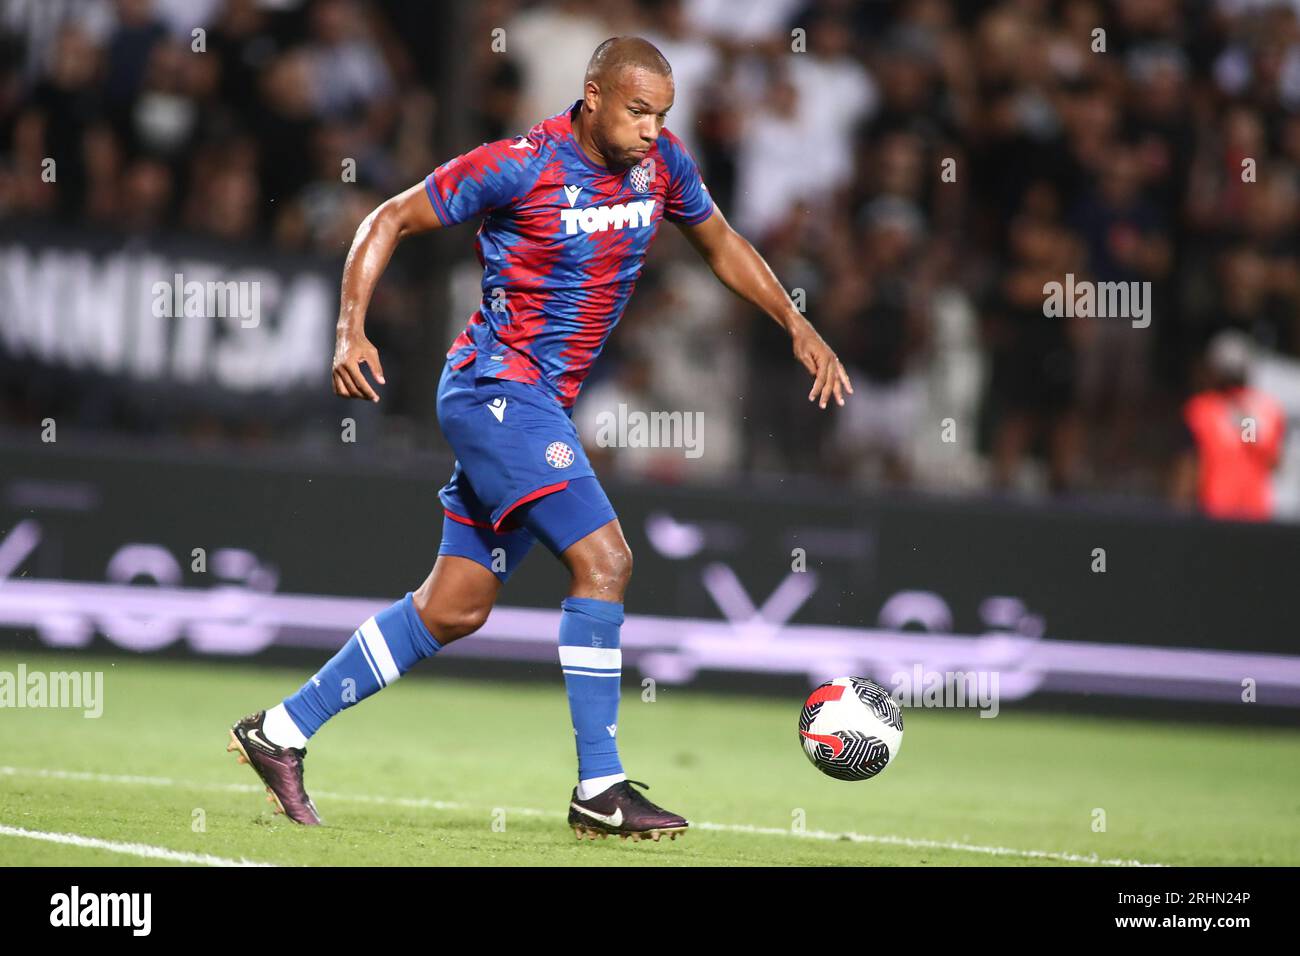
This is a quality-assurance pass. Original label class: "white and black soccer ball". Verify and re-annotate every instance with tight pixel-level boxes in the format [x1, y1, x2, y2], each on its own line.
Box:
[798, 677, 904, 781]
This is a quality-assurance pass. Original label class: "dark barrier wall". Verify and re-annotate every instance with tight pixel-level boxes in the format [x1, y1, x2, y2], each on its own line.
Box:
[0, 223, 338, 423]
[1, 441, 1297, 715]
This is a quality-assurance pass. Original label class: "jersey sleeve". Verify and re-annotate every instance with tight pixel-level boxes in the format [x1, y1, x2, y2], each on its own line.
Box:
[424, 138, 537, 226]
[660, 130, 715, 226]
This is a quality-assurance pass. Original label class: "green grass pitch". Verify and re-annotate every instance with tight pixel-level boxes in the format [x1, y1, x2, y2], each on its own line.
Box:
[1, 652, 1297, 866]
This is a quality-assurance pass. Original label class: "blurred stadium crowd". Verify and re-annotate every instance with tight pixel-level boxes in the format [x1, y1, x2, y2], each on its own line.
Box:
[2, 0, 1299, 512]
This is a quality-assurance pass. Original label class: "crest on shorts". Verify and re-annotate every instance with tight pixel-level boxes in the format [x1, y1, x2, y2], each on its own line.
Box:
[628, 157, 655, 193]
[545, 441, 575, 468]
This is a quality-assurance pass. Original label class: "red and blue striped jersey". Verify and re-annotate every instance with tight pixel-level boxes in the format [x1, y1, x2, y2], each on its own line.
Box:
[424, 100, 715, 408]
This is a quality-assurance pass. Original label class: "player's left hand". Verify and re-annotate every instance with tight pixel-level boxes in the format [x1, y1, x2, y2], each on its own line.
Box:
[792, 324, 853, 409]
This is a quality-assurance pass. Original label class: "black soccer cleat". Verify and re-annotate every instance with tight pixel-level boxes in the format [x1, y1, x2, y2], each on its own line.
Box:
[227, 711, 322, 826]
[568, 779, 687, 842]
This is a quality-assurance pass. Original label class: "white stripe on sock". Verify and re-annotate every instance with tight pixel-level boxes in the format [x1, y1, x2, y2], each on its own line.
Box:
[353, 627, 384, 687]
[562, 669, 622, 678]
[558, 646, 621, 670]
[359, 617, 401, 686]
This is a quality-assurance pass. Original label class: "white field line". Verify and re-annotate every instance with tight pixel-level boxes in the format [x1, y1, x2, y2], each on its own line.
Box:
[0, 823, 274, 867]
[0, 766, 1163, 867]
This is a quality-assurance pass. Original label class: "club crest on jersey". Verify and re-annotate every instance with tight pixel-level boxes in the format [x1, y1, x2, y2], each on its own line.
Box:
[628, 157, 655, 193]
[545, 441, 575, 468]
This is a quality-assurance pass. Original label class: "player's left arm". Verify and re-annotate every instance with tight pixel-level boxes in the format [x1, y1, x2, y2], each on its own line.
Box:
[677, 206, 853, 408]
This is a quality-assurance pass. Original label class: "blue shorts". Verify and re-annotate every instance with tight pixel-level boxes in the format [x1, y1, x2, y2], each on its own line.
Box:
[434, 359, 617, 581]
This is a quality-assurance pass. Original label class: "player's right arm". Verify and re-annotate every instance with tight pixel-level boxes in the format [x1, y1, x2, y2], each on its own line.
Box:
[332, 183, 443, 402]
[333, 137, 536, 402]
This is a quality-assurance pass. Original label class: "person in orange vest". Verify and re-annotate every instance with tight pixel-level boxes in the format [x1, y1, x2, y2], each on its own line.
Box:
[1173, 331, 1286, 520]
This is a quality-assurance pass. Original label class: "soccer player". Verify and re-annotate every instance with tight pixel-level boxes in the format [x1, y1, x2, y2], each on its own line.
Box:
[228, 37, 852, 841]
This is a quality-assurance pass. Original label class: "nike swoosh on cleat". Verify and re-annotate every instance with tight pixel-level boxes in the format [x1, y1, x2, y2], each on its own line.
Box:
[245, 727, 277, 753]
[571, 803, 623, 827]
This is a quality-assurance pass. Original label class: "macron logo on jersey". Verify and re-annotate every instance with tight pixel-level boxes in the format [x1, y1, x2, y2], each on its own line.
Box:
[560, 199, 656, 235]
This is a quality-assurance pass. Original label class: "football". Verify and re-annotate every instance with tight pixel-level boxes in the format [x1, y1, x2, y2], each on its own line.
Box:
[799, 677, 905, 781]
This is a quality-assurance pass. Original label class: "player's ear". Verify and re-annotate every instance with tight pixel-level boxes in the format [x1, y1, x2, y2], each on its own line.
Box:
[583, 80, 600, 113]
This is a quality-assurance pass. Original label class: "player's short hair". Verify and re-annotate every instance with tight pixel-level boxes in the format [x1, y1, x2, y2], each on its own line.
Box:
[584, 36, 672, 89]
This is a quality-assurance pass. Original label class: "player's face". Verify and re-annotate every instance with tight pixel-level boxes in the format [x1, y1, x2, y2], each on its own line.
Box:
[591, 70, 674, 169]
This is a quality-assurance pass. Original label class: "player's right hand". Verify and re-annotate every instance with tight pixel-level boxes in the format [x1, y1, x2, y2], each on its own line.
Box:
[332, 332, 385, 402]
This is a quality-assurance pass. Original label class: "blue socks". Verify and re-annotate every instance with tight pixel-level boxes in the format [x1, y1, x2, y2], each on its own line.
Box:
[282, 593, 442, 739]
[558, 596, 625, 784]
[274, 590, 627, 796]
